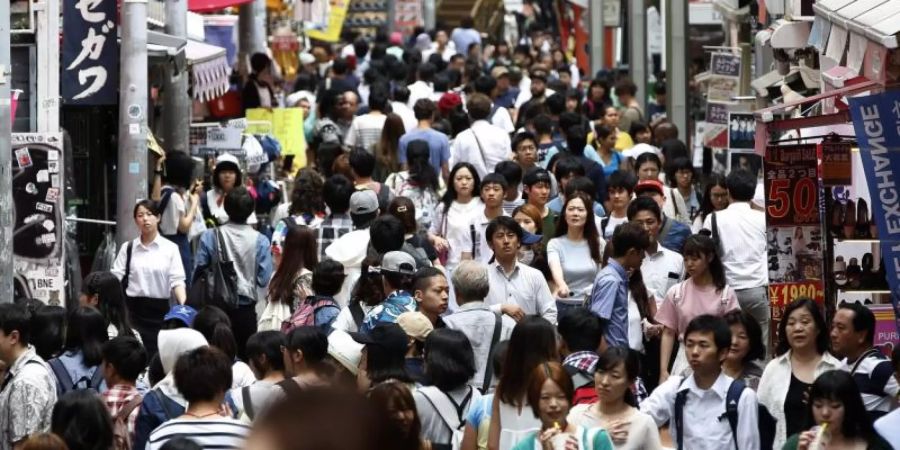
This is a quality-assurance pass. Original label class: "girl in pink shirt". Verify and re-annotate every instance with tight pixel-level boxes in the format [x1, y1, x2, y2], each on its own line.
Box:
[655, 234, 739, 384]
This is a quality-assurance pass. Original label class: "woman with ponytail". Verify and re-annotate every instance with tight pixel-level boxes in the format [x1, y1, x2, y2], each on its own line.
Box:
[80, 271, 140, 342]
[385, 139, 445, 231]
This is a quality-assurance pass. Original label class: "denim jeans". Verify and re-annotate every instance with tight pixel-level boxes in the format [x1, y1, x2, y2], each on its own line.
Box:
[735, 286, 771, 359]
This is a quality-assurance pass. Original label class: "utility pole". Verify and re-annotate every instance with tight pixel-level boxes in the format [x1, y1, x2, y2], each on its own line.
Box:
[162, 0, 190, 154]
[238, 0, 267, 78]
[665, 0, 688, 143]
[0, 0, 13, 302]
[589, 0, 605, 77]
[628, 0, 646, 112]
[117, 0, 150, 245]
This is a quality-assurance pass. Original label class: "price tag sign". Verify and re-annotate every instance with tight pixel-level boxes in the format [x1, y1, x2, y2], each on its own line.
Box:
[764, 144, 820, 227]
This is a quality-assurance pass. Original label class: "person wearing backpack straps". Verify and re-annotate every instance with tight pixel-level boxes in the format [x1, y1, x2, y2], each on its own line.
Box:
[152, 151, 202, 286]
[414, 329, 482, 450]
[278, 327, 332, 397]
[111, 200, 188, 357]
[100, 336, 149, 450]
[640, 315, 761, 450]
[511, 362, 614, 450]
[48, 307, 110, 396]
[655, 234, 739, 386]
[226, 331, 286, 423]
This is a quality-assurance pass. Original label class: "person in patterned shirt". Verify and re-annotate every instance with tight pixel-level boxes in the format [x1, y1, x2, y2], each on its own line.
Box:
[0, 303, 57, 450]
[360, 251, 418, 334]
[317, 174, 355, 260]
[100, 336, 148, 446]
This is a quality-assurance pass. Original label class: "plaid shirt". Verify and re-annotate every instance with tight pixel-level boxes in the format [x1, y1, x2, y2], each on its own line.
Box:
[563, 351, 600, 374]
[317, 213, 354, 259]
[102, 384, 142, 441]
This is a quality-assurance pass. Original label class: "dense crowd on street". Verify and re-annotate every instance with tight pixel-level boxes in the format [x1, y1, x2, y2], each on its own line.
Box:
[4, 14, 900, 450]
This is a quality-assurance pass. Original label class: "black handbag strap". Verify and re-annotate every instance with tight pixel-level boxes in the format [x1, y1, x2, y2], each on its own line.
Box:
[122, 242, 133, 292]
[242, 386, 255, 420]
[481, 313, 502, 393]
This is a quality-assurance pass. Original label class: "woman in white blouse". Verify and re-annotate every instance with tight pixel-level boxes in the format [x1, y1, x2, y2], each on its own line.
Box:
[757, 298, 846, 448]
[429, 163, 484, 274]
[111, 199, 187, 356]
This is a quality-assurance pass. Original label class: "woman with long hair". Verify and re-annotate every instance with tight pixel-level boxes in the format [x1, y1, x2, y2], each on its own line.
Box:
[758, 299, 845, 448]
[369, 381, 432, 450]
[721, 310, 765, 390]
[511, 362, 614, 450]
[656, 234, 739, 384]
[692, 173, 728, 234]
[375, 113, 406, 182]
[429, 163, 483, 272]
[79, 271, 139, 341]
[547, 193, 602, 319]
[784, 370, 891, 449]
[193, 306, 257, 388]
[51, 390, 114, 450]
[266, 224, 319, 312]
[582, 79, 611, 121]
[48, 306, 109, 394]
[386, 140, 444, 231]
[666, 156, 700, 223]
[271, 169, 326, 262]
[31, 305, 66, 361]
[488, 317, 559, 450]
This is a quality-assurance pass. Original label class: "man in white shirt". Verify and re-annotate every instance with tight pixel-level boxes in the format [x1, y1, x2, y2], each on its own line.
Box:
[344, 87, 388, 153]
[641, 315, 760, 450]
[702, 169, 769, 356]
[450, 93, 512, 178]
[390, 86, 417, 133]
[628, 197, 684, 302]
[407, 63, 436, 108]
[473, 76, 515, 134]
[483, 216, 557, 324]
[462, 174, 510, 263]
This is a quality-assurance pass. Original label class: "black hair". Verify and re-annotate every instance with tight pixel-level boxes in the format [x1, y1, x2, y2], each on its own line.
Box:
[412, 267, 445, 293]
[610, 222, 650, 258]
[424, 329, 476, 391]
[607, 170, 638, 193]
[494, 161, 523, 187]
[557, 308, 606, 353]
[726, 169, 757, 202]
[806, 370, 878, 442]
[159, 438, 203, 450]
[316, 142, 344, 177]
[615, 79, 637, 97]
[193, 306, 238, 361]
[481, 173, 509, 191]
[349, 148, 377, 178]
[545, 93, 566, 116]
[532, 114, 554, 136]
[174, 346, 233, 403]
[366, 328, 413, 385]
[556, 193, 602, 264]
[132, 199, 160, 219]
[101, 336, 148, 382]
[486, 216, 524, 244]
[31, 305, 64, 360]
[838, 302, 876, 345]
[81, 271, 136, 341]
[162, 152, 196, 190]
[666, 156, 695, 188]
[563, 177, 597, 201]
[628, 121, 650, 139]
[554, 156, 585, 181]
[681, 234, 727, 292]
[634, 152, 662, 174]
[51, 390, 114, 450]
[441, 163, 481, 214]
[466, 93, 492, 121]
[407, 140, 440, 192]
[659, 139, 689, 163]
[413, 99, 437, 121]
[777, 298, 829, 356]
[565, 125, 588, 156]
[368, 87, 390, 112]
[246, 330, 287, 374]
[369, 215, 406, 255]
[331, 58, 349, 75]
[323, 174, 354, 214]
[223, 186, 255, 224]
[0, 303, 31, 346]
[497, 317, 558, 407]
[558, 112, 583, 136]
[417, 63, 437, 82]
[353, 38, 370, 58]
[474, 76, 497, 95]
[627, 196, 662, 222]
[212, 159, 242, 190]
[723, 310, 765, 364]
[313, 259, 346, 297]
[511, 132, 538, 153]
[285, 326, 329, 364]
[699, 173, 728, 219]
[684, 314, 732, 352]
[290, 168, 326, 216]
[250, 53, 271, 73]
[596, 347, 641, 406]
[64, 306, 108, 367]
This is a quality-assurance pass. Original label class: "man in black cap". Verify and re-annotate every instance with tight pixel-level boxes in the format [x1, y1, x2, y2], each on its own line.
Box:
[350, 323, 413, 390]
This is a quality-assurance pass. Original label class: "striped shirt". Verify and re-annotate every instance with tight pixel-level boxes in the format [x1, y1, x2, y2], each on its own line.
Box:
[147, 418, 251, 450]
[847, 350, 900, 417]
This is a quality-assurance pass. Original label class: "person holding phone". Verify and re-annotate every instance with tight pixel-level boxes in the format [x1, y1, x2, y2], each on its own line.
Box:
[152, 151, 201, 285]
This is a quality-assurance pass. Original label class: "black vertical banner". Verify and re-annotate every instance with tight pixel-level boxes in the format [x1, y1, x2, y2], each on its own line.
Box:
[62, 0, 119, 105]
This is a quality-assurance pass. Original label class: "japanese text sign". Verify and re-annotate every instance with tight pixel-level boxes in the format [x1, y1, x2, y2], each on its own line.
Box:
[63, 0, 119, 105]
[245, 108, 306, 167]
[764, 144, 820, 227]
[821, 140, 852, 186]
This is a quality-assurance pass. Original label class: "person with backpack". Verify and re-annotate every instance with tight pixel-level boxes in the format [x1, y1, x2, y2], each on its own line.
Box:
[278, 327, 333, 396]
[48, 306, 110, 395]
[199, 153, 258, 227]
[152, 151, 201, 285]
[414, 329, 481, 450]
[656, 235, 739, 385]
[387, 197, 441, 268]
[100, 336, 149, 450]
[557, 309, 606, 406]
[194, 186, 273, 359]
[269, 169, 326, 262]
[640, 315, 761, 449]
[261, 225, 318, 331]
[226, 331, 286, 423]
[282, 260, 345, 335]
[193, 307, 256, 389]
[349, 149, 395, 213]
[385, 140, 444, 232]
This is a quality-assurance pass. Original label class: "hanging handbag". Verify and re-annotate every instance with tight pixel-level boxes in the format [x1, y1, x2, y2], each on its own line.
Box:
[189, 229, 240, 309]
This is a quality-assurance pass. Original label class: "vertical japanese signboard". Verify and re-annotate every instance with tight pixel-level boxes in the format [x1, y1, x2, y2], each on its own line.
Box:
[849, 91, 900, 335]
[821, 140, 853, 186]
[11, 134, 66, 305]
[63, 0, 119, 105]
[703, 52, 741, 148]
[764, 144, 825, 346]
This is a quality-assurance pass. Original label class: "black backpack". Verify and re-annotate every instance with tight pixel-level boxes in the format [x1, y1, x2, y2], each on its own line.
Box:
[673, 378, 775, 450]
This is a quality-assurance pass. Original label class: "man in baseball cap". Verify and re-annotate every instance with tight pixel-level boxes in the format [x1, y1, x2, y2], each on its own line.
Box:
[325, 188, 381, 306]
[350, 323, 411, 389]
[358, 251, 419, 334]
[395, 311, 433, 383]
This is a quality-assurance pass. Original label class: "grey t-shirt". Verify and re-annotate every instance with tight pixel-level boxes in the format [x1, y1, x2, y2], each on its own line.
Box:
[547, 236, 600, 304]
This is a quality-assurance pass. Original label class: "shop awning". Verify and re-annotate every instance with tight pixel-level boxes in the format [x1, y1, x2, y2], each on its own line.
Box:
[186, 40, 231, 102]
[811, 0, 900, 55]
[188, 0, 253, 13]
[147, 30, 188, 59]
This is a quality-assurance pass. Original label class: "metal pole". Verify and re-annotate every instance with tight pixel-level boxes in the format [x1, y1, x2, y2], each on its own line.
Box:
[628, 0, 646, 112]
[424, 0, 434, 31]
[162, 0, 190, 154]
[589, 0, 605, 77]
[666, 0, 688, 142]
[117, 0, 149, 246]
[0, 0, 13, 302]
[238, 0, 267, 79]
[35, 0, 60, 132]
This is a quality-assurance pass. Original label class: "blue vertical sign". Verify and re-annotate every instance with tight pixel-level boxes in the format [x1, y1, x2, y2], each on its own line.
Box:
[62, 0, 119, 105]
[849, 91, 900, 334]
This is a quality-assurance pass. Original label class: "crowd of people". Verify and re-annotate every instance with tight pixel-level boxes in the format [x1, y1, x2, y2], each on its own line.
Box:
[4, 18, 900, 450]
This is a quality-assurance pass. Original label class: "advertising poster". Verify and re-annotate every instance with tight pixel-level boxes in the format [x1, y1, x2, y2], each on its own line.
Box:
[869, 304, 899, 356]
[306, 0, 350, 43]
[703, 101, 732, 148]
[62, 0, 119, 105]
[245, 108, 307, 167]
[11, 133, 66, 305]
[849, 91, 900, 335]
[727, 112, 755, 150]
[764, 144, 825, 345]
[708, 52, 741, 102]
[821, 140, 853, 186]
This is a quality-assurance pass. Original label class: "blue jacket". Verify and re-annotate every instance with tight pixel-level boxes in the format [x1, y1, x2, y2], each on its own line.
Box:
[133, 389, 184, 450]
[660, 216, 691, 254]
